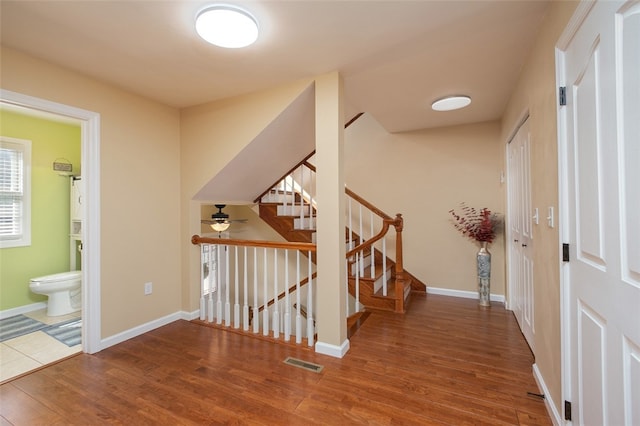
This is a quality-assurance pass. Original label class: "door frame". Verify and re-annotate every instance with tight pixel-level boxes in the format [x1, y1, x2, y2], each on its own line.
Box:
[555, 0, 599, 420]
[505, 109, 529, 312]
[0, 89, 102, 354]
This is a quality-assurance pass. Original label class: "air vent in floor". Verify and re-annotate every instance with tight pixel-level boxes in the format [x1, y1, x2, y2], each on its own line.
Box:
[283, 357, 324, 373]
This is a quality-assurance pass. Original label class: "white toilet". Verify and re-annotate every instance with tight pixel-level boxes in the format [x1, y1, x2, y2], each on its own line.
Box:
[29, 271, 82, 317]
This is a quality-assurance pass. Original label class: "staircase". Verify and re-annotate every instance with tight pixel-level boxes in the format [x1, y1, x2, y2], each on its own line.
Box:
[256, 168, 426, 314]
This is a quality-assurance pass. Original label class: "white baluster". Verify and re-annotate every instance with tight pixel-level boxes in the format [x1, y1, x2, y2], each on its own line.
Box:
[284, 249, 291, 341]
[208, 245, 214, 322]
[296, 250, 302, 344]
[370, 211, 375, 279]
[282, 178, 288, 215]
[200, 245, 206, 321]
[359, 204, 364, 277]
[300, 166, 305, 229]
[345, 257, 350, 317]
[225, 245, 231, 326]
[243, 246, 249, 331]
[234, 246, 240, 329]
[355, 254, 360, 312]
[253, 247, 259, 334]
[382, 237, 388, 296]
[263, 247, 269, 336]
[307, 251, 314, 347]
[273, 248, 280, 338]
[216, 245, 222, 324]
[348, 198, 353, 250]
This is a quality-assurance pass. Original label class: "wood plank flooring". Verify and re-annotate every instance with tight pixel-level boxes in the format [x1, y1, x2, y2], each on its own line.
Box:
[0, 295, 551, 425]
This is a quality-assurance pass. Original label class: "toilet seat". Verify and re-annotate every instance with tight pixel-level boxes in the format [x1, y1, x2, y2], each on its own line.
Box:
[30, 271, 82, 285]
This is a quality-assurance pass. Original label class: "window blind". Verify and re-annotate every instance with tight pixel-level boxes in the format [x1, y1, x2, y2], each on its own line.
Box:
[0, 142, 26, 240]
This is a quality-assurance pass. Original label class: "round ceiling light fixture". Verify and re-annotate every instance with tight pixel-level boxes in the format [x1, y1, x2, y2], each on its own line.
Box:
[431, 95, 472, 111]
[195, 5, 259, 48]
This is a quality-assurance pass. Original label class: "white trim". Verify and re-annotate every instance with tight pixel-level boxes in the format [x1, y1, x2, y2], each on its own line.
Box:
[100, 312, 182, 350]
[0, 89, 102, 355]
[0, 302, 47, 320]
[533, 363, 563, 426]
[555, 1, 596, 419]
[181, 309, 201, 321]
[426, 286, 506, 304]
[315, 339, 350, 358]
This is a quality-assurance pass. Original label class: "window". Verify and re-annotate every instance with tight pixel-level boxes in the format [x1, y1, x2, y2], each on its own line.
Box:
[0, 137, 31, 248]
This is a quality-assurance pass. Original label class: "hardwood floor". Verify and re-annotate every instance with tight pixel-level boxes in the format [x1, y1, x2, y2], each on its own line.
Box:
[0, 295, 550, 425]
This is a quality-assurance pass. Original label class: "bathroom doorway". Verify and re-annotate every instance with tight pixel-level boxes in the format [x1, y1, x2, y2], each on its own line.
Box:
[0, 90, 101, 367]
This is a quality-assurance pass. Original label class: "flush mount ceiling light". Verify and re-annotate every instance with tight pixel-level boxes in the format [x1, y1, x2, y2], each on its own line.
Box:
[195, 5, 259, 48]
[431, 95, 472, 111]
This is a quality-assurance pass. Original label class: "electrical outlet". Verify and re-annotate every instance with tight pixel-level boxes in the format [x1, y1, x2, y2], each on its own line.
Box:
[144, 282, 153, 295]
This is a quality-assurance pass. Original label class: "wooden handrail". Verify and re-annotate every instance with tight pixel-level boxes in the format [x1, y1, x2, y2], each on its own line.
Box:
[192, 235, 316, 252]
[345, 187, 393, 220]
[346, 215, 398, 259]
[253, 151, 317, 203]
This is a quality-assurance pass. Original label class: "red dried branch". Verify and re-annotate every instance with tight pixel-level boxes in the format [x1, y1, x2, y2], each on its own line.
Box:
[449, 203, 502, 243]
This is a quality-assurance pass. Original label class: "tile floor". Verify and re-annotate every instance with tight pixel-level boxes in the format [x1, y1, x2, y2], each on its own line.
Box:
[0, 309, 81, 383]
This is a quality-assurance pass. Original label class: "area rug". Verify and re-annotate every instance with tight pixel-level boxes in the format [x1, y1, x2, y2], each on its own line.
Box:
[43, 318, 82, 347]
[0, 314, 47, 342]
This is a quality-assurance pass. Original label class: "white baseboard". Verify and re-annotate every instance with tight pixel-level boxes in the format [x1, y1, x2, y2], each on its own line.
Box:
[533, 363, 562, 426]
[0, 302, 47, 320]
[100, 311, 184, 350]
[181, 309, 200, 321]
[315, 339, 350, 358]
[426, 286, 505, 304]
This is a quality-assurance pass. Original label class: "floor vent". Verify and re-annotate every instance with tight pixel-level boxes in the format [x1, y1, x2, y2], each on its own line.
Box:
[283, 357, 324, 373]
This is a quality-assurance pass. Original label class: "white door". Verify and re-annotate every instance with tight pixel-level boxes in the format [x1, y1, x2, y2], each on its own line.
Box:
[507, 117, 535, 351]
[559, 1, 640, 424]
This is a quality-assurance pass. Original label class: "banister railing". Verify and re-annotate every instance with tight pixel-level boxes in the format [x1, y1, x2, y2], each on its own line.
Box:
[192, 236, 317, 346]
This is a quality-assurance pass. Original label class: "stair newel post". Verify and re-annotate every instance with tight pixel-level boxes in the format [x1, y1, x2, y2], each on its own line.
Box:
[273, 248, 280, 339]
[392, 214, 406, 313]
[262, 248, 270, 336]
[252, 247, 259, 334]
[243, 246, 249, 331]
[284, 249, 291, 341]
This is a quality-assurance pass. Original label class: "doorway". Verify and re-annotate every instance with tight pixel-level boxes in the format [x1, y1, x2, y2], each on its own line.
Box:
[0, 89, 101, 356]
[506, 116, 535, 352]
[557, 0, 640, 423]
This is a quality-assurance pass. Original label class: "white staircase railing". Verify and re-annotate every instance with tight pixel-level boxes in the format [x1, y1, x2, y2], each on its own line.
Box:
[194, 236, 317, 346]
[255, 152, 407, 314]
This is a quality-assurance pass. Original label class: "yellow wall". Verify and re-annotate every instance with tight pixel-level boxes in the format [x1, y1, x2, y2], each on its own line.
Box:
[345, 114, 506, 297]
[1, 47, 182, 338]
[500, 0, 579, 413]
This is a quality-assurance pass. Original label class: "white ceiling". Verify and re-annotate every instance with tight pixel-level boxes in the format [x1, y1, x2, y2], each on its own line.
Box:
[0, 0, 550, 133]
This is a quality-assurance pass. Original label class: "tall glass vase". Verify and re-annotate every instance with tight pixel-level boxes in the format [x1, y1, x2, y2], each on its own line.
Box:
[477, 241, 491, 307]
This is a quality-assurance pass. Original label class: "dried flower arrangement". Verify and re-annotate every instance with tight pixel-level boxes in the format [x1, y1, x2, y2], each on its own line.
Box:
[449, 203, 502, 244]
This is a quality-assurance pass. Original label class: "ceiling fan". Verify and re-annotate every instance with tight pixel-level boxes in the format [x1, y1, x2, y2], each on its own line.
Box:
[201, 204, 247, 233]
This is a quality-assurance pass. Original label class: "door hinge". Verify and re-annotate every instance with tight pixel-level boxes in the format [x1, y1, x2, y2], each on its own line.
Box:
[562, 243, 570, 262]
[559, 86, 567, 106]
[564, 400, 572, 421]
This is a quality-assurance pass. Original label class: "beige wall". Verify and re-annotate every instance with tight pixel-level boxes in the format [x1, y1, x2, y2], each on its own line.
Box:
[1, 47, 182, 338]
[500, 0, 579, 414]
[179, 79, 314, 313]
[345, 114, 506, 297]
